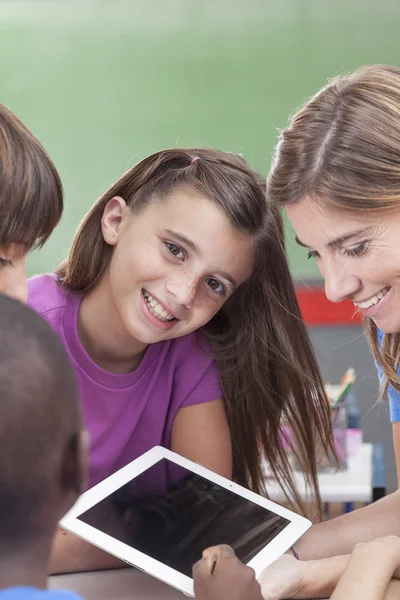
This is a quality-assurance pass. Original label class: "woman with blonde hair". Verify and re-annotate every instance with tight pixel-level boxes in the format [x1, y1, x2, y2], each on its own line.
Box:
[261, 64, 400, 597]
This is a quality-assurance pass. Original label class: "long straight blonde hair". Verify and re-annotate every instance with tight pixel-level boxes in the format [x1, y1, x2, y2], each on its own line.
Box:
[267, 65, 400, 400]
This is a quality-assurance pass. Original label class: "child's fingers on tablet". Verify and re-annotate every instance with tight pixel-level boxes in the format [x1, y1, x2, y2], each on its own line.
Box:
[194, 546, 239, 581]
[194, 552, 263, 600]
[202, 545, 236, 560]
[193, 554, 226, 580]
[202, 553, 216, 575]
[202, 547, 217, 560]
[193, 555, 213, 577]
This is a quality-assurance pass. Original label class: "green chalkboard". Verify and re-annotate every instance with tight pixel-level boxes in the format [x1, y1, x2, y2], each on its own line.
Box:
[0, 0, 399, 279]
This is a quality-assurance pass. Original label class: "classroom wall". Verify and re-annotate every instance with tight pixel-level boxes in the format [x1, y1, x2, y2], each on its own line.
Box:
[0, 0, 399, 279]
[1, 0, 399, 489]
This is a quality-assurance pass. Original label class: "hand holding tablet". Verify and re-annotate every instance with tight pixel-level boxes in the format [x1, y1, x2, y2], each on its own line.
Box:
[193, 545, 263, 600]
[60, 446, 311, 596]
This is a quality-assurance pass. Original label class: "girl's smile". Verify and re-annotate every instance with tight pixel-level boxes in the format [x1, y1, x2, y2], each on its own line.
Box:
[140, 289, 178, 330]
[79, 186, 255, 366]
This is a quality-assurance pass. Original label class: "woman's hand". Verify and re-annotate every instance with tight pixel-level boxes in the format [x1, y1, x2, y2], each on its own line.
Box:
[330, 536, 400, 600]
[193, 545, 263, 600]
[259, 553, 351, 599]
[258, 555, 305, 600]
[352, 536, 400, 579]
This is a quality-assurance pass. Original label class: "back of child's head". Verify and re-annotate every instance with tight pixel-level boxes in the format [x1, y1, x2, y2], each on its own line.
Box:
[0, 102, 63, 250]
[57, 147, 333, 516]
[0, 295, 82, 548]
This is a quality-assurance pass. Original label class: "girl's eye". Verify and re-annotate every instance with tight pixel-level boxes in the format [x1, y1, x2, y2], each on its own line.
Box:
[205, 277, 226, 295]
[345, 241, 369, 258]
[165, 242, 185, 260]
[307, 250, 319, 260]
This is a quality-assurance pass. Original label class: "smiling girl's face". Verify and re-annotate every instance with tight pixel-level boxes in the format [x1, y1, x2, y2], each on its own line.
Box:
[286, 195, 400, 333]
[99, 186, 255, 345]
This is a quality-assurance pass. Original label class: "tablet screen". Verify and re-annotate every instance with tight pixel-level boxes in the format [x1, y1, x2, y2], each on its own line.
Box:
[77, 458, 290, 577]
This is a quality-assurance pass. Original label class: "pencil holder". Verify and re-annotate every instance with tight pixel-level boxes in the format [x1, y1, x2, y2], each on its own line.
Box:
[291, 400, 348, 473]
[317, 400, 348, 473]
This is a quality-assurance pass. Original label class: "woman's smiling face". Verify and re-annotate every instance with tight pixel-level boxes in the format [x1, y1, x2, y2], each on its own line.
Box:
[286, 195, 400, 333]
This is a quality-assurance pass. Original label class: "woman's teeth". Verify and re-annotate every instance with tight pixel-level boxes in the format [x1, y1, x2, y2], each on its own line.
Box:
[142, 291, 175, 322]
[354, 287, 390, 309]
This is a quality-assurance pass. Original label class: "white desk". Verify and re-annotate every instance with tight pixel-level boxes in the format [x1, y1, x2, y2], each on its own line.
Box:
[50, 568, 184, 600]
[267, 443, 375, 504]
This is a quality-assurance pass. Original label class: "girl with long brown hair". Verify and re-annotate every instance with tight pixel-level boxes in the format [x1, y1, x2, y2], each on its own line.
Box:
[28, 147, 332, 572]
[261, 64, 400, 597]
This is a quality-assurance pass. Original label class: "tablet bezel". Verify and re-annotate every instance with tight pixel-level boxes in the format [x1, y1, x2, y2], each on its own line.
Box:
[60, 446, 311, 597]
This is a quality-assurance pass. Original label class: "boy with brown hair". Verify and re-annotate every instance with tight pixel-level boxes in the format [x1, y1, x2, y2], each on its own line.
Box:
[0, 102, 63, 301]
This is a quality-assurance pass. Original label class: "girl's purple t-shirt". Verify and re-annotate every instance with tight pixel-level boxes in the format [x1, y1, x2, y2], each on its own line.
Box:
[27, 275, 222, 491]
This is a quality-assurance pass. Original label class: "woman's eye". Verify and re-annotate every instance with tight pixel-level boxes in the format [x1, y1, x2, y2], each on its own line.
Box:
[205, 277, 225, 295]
[345, 242, 369, 257]
[165, 242, 185, 260]
[307, 250, 319, 260]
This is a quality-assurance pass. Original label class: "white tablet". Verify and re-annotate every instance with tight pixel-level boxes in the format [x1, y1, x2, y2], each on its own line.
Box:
[60, 446, 310, 597]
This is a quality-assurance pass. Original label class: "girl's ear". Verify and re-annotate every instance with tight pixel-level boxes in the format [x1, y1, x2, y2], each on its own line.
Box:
[101, 196, 128, 245]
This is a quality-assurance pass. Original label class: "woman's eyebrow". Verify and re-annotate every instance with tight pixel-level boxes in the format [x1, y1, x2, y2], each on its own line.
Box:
[295, 227, 372, 249]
